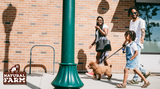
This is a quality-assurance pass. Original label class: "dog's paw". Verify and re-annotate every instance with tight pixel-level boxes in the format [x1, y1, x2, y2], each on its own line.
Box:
[93, 75, 96, 79]
[107, 74, 112, 80]
[97, 78, 101, 80]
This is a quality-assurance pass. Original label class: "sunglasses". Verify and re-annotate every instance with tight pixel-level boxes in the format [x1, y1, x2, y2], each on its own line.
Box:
[97, 20, 103, 23]
[131, 12, 137, 15]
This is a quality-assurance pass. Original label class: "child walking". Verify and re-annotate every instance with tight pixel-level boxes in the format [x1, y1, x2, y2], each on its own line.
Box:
[117, 31, 150, 88]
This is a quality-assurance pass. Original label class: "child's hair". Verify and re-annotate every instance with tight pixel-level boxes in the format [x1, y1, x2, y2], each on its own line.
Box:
[125, 30, 136, 41]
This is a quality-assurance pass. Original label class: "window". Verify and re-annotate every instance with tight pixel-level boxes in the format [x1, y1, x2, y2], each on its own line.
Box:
[136, 2, 160, 54]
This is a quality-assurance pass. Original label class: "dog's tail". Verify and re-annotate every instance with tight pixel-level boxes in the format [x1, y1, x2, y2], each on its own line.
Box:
[110, 65, 112, 68]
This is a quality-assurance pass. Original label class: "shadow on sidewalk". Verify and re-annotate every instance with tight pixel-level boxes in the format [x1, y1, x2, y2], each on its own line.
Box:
[26, 82, 41, 89]
[80, 76, 123, 86]
[81, 76, 142, 87]
[26, 73, 43, 77]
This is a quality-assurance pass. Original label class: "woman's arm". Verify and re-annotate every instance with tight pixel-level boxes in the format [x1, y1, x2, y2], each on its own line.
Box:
[103, 28, 108, 36]
[89, 39, 96, 49]
[95, 26, 108, 36]
[91, 39, 96, 45]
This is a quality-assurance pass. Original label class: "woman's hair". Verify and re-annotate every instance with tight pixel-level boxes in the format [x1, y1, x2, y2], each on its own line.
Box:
[125, 30, 136, 41]
[96, 16, 104, 30]
[128, 7, 139, 17]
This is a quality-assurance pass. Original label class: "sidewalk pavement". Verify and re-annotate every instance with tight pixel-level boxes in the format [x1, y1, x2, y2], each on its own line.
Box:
[0, 72, 160, 89]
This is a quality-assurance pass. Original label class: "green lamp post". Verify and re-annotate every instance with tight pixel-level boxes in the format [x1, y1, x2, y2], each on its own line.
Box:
[51, 0, 84, 89]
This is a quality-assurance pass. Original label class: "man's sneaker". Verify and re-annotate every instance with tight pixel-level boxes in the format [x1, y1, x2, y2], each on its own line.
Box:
[141, 72, 151, 82]
[85, 72, 93, 77]
[127, 80, 139, 84]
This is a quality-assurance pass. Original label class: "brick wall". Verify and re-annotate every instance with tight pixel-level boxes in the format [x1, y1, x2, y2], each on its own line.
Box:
[0, 0, 135, 73]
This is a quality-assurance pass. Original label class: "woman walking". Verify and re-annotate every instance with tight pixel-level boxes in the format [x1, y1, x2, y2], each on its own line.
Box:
[86, 16, 110, 76]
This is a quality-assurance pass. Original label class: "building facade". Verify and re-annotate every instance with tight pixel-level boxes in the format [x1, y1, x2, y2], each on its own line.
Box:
[0, 0, 159, 73]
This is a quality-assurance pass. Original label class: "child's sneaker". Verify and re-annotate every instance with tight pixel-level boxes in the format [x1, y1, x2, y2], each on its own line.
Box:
[86, 72, 93, 77]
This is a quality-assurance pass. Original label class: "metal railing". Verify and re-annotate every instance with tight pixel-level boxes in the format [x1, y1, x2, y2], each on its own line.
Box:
[29, 45, 55, 75]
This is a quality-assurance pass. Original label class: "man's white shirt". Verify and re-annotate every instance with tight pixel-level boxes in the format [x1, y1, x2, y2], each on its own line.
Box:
[129, 18, 145, 49]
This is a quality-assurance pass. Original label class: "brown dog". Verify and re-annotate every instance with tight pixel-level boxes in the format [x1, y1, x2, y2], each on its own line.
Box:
[88, 61, 112, 80]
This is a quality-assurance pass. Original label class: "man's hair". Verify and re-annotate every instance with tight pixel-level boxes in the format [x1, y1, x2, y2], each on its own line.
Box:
[128, 7, 139, 17]
[125, 30, 136, 41]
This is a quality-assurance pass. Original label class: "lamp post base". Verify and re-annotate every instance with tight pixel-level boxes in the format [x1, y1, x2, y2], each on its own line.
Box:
[51, 63, 84, 89]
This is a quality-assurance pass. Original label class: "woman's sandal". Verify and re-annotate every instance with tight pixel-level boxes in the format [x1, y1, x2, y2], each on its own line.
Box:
[127, 80, 139, 84]
[117, 84, 126, 88]
[141, 82, 150, 88]
[141, 72, 151, 82]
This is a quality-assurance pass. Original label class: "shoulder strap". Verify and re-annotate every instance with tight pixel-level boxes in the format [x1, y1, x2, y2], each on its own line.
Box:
[130, 42, 134, 46]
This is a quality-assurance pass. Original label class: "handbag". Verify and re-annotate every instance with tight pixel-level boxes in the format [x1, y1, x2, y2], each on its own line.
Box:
[96, 38, 112, 52]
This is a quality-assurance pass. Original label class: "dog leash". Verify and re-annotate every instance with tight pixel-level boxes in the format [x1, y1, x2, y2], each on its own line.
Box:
[104, 46, 145, 68]
[104, 47, 124, 60]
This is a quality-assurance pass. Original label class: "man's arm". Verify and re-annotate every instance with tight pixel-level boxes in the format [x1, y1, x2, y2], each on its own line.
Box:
[141, 28, 145, 44]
